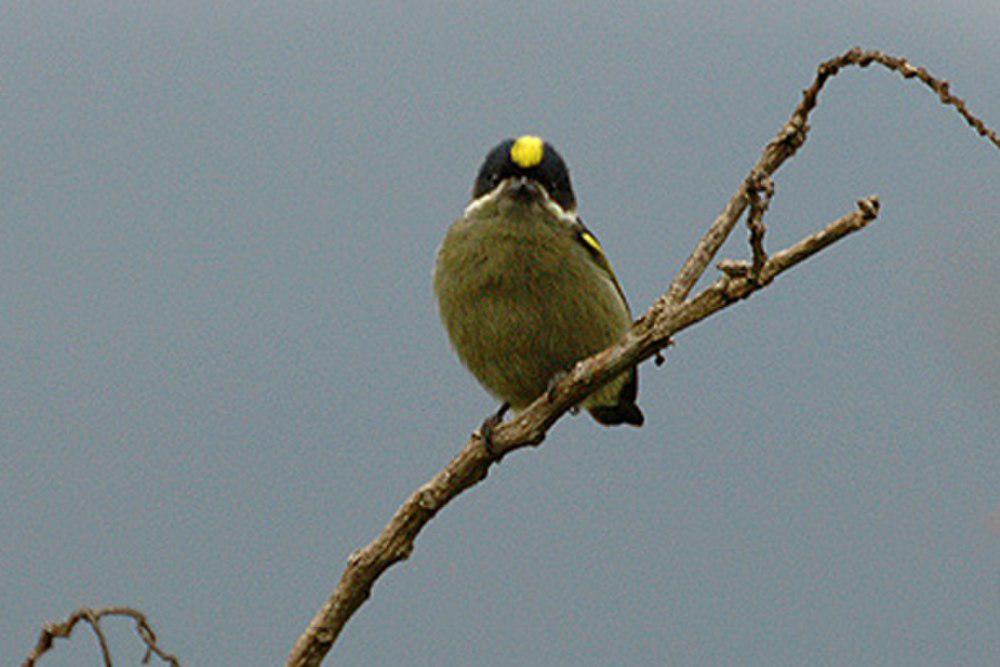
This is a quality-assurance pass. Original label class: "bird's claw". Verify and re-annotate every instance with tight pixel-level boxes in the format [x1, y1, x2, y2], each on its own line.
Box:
[476, 402, 510, 460]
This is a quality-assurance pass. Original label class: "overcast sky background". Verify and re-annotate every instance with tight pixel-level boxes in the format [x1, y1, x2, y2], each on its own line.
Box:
[3, 2, 998, 665]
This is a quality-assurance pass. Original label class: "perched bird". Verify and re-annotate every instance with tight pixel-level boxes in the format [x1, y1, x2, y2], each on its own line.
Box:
[434, 135, 643, 429]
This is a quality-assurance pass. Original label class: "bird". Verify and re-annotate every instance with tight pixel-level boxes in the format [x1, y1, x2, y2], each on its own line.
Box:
[433, 135, 643, 435]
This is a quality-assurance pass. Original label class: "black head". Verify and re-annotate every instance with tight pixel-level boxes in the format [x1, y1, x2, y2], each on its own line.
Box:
[471, 136, 576, 211]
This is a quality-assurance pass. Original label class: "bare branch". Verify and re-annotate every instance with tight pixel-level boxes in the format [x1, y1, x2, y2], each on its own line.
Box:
[23, 606, 180, 667]
[663, 47, 999, 305]
[745, 170, 775, 281]
[287, 48, 998, 666]
[287, 196, 883, 667]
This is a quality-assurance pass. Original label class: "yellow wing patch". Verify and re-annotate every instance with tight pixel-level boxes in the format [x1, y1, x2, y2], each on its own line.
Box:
[579, 231, 604, 255]
[575, 223, 630, 310]
[510, 135, 544, 168]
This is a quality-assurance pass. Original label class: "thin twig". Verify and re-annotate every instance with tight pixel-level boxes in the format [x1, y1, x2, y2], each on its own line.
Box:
[745, 170, 775, 281]
[663, 47, 999, 305]
[23, 606, 181, 667]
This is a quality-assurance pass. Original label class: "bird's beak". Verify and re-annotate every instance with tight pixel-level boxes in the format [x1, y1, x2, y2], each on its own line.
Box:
[503, 176, 543, 201]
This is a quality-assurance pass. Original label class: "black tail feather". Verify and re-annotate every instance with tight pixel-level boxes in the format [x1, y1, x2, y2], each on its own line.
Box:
[588, 367, 644, 427]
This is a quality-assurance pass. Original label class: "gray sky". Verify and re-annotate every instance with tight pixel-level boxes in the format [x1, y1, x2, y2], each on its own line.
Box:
[3, 2, 998, 665]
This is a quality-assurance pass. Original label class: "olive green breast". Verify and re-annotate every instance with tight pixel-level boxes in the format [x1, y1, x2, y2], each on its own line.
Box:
[433, 200, 632, 409]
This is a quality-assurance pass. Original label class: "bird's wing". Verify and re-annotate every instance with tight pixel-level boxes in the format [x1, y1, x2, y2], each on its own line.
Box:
[572, 217, 631, 313]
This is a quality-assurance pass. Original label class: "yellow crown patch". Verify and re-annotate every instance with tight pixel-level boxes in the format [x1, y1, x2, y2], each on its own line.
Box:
[510, 135, 544, 168]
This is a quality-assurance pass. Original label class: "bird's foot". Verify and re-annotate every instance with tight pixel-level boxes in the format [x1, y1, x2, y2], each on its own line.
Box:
[476, 402, 510, 460]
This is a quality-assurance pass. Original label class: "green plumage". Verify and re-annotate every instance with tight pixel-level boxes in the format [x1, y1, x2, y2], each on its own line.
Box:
[434, 171, 643, 426]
